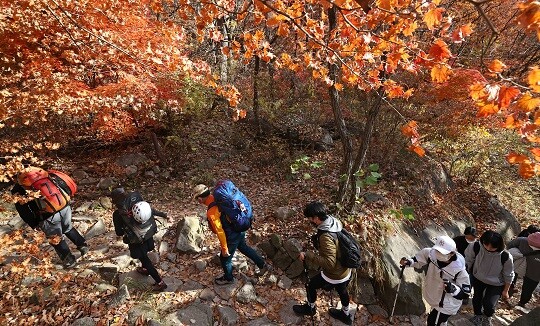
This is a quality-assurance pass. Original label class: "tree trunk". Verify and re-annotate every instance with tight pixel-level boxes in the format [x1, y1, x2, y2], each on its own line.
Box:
[253, 55, 262, 135]
[150, 131, 166, 166]
[327, 6, 354, 205]
[346, 92, 382, 211]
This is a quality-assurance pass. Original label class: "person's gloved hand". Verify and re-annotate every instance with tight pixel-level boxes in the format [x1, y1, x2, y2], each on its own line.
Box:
[400, 257, 413, 267]
[443, 279, 459, 295]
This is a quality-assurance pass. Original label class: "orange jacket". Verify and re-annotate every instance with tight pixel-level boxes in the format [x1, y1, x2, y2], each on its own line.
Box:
[203, 195, 228, 254]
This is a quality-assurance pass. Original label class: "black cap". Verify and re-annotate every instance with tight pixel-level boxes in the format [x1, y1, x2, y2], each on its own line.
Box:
[464, 226, 477, 237]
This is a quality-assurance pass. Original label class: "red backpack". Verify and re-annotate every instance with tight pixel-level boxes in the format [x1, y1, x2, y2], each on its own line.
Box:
[17, 167, 77, 213]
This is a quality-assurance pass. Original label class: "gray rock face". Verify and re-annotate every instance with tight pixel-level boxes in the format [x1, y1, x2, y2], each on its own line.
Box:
[279, 300, 304, 325]
[163, 303, 213, 326]
[236, 282, 257, 303]
[115, 153, 149, 167]
[127, 304, 160, 326]
[84, 219, 107, 239]
[70, 316, 96, 326]
[108, 284, 130, 308]
[509, 307, 540, 326]
[217, 305, 238, 326]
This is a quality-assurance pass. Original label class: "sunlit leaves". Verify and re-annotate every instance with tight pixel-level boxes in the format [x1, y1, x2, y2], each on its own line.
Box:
[401, 120, 425, 156]
[517, 0, 540, 39]
[451, 23, 473, 43]
[424, 7, 444, 31]
[431, 63, 452, 83]
[528, 66, 540, 92]
[488, 59, 507, 74]
[428, 39, 452, 61]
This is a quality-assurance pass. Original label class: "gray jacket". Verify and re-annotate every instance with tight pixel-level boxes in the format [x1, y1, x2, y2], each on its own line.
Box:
[507, 237, 540, 282]
[465, 242, 514, 286]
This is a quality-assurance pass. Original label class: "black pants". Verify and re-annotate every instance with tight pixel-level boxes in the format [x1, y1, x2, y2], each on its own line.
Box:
[472, 278, 503, 317]
[519, 276, 540, 305]
[129, 238, 161, 283]
[307, 273, 350, 308]
[427, 309, 451, 326]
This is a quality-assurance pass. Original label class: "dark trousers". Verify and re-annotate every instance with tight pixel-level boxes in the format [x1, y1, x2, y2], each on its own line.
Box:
[472, 278, 503, 317]
[129, 238, 161, 283]
[519, 276, 540, 305]
[306, 273, 350, 308]
[220, 231, 265, 281]
[427, 309, 451, 326]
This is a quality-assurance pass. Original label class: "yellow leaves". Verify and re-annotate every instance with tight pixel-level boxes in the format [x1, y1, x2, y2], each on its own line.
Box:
[517, 0, 540, 39]
[431, 63, 452, 83]
[402, 20, 418, 37]
[428, 39, 452, 61]
[517, 92, 540, 111]
[424, 7, 445, 31]
[528, 66, 540, 92]
[477, 103, 499, 117]
[488, 59, 507, 74]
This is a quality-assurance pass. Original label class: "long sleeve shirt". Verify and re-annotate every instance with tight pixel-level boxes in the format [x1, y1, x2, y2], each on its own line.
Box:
[203, 195, 228, 254]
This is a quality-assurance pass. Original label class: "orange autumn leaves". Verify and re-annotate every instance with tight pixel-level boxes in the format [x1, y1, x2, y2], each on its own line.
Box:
[470, 65, 540, 178]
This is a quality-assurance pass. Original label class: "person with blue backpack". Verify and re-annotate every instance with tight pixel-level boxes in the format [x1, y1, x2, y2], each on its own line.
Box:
[193, 180, 272, 285]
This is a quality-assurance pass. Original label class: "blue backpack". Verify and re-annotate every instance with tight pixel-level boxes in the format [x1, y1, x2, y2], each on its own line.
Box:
[211, 180, 253, 232]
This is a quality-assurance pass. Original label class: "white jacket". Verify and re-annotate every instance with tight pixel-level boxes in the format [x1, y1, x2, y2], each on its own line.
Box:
[411, 248, 470, 315]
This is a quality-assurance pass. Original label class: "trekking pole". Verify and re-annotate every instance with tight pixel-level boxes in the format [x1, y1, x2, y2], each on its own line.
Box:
[389, 265, 406, 324]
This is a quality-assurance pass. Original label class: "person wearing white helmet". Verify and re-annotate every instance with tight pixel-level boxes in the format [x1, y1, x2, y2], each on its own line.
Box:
[400, 235, 470, 326]
[111, 187, 168, 291]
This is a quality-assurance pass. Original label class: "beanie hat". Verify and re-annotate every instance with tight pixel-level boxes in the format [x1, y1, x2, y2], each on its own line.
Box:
[527, 232, 540, 250]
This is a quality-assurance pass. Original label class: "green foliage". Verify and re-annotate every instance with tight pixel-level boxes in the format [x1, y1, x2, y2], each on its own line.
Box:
[181, 78, 214, 118]
[290, 155, 324, 180]
[390, 206, 416, 221]
[354, 164, 382, 189]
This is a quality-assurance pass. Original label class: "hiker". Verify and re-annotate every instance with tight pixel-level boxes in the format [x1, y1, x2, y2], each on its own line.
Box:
[400, 235, 470, 326]
[292, 201, 353, 325]
[12, 167, 88, 268]
[111, 187, 168, 291]
[453, 226, 478, 257]
[507, 232, 540, 309]
[192, 181, 271, 285]
[465, 230, 514, 326]
[517, 224, 540, 238]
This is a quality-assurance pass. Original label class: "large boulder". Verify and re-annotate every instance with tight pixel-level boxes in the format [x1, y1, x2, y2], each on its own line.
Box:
[509, 307, 540, 326]
[175, 215, 204, 253]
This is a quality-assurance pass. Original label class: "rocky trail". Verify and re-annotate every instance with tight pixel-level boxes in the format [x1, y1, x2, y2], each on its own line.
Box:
[2, 190, 537, 326]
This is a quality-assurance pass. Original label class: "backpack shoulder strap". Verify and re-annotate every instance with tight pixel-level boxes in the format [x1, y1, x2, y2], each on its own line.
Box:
[473, 241, 480, 256]
[501, 251, 510, 265]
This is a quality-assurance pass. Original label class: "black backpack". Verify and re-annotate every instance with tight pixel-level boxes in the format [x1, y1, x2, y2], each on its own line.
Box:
[120, 192, 157, 244]
[316, 229, 362, 268]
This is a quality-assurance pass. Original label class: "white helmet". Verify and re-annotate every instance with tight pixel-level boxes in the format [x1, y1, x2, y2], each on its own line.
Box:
[432, 235, 457, 254]
[132, 201, 152, 223]
[192, 184, 209, 199]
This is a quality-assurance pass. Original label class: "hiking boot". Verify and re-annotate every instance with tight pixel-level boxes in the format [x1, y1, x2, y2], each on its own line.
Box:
[255, 263, 273, 276]
[328, 308, 352, 325]
[481, 316, 492, 326]
[152, 280, 167, 292]
[62, 254, 77, 269]
[78, 246, 89, 257]
[292, 303, 316, 316]
[136, 267, 150, 276]
[469, 315, 483, 326]
[214, 275, 235, 285]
